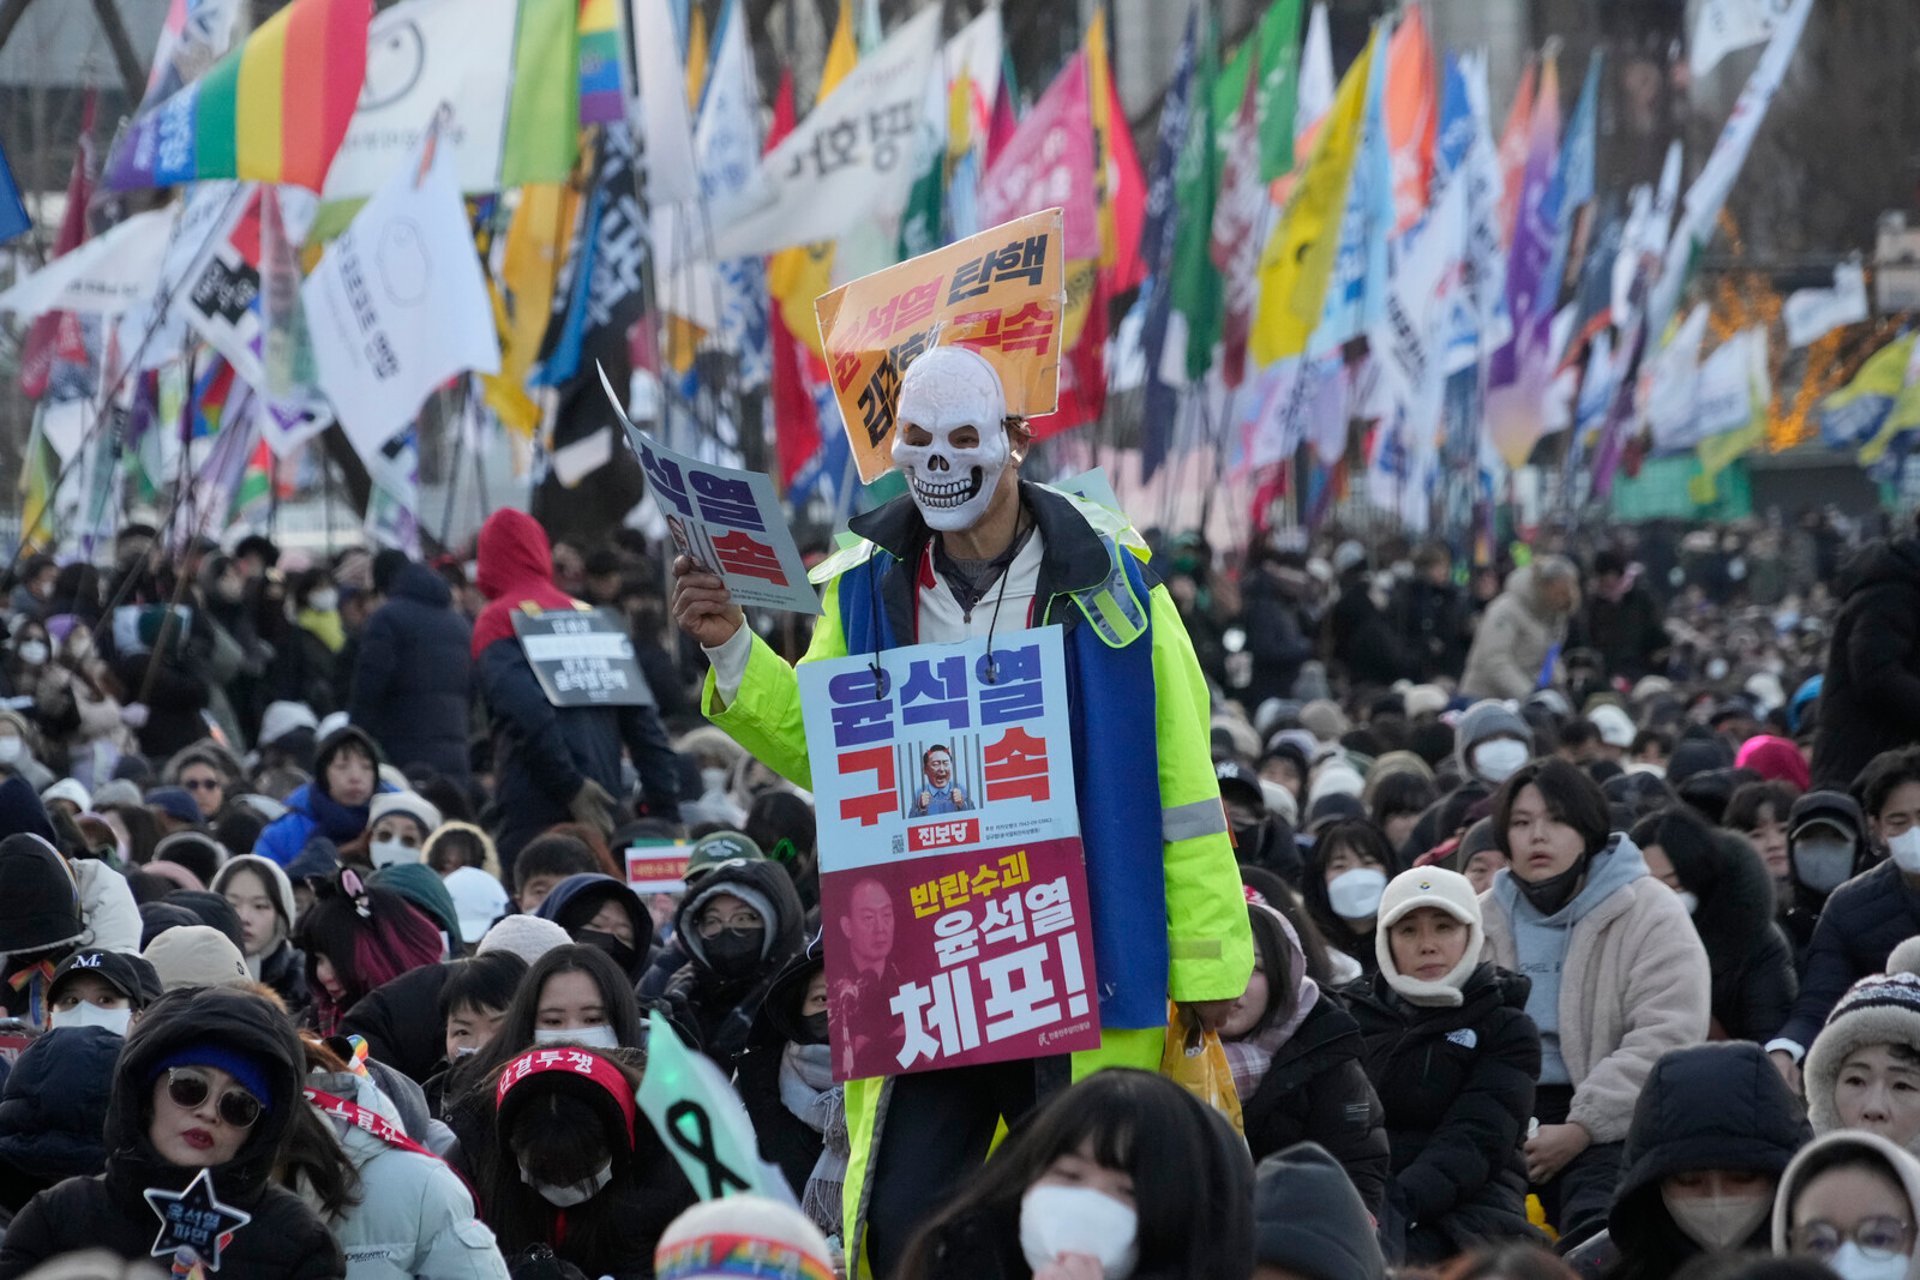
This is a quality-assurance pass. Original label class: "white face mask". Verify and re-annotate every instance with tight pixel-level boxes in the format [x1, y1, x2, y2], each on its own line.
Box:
[0, 737, 24, 765]
[369, 838, 416, 870]
[699, 767, 730, 796]
[1793, 837, 1855, 893]
[1661, 1187, 1772, 1250]
[1327, 866, 1388, 921]
[17, 641, 47, 666]
[50, 1003, 132, 1036]
[1473, 739, 1530, 783]
[891, 347, 1011, 532]
[1827, 1241, 1913, 1280]
[533, 1024, 620, 1050]
[1889, 828, 1920, 874]
[1675, 890, 1699, 915]
[1019, 1184, 1139, 1280]
[521, 1158, 613, 1208]
[307, 589, 339, 613]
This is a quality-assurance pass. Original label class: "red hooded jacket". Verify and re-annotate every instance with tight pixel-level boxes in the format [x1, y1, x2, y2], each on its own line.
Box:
[471, 509, 577, 659]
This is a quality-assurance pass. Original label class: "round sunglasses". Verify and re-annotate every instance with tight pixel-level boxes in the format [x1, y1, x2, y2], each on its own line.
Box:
[165, 1067, 263, 1129]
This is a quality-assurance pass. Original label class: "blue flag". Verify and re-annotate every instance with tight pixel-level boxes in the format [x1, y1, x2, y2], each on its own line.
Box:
[0, 139, 29, 244]
[1137, 8, 1199, 482]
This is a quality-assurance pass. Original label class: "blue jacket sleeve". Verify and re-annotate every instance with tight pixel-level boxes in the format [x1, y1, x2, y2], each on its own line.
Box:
[347, 608, 398, 733]
[254, 813, 314, 867]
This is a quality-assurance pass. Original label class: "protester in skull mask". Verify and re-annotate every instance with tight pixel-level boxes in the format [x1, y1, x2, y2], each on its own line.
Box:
[531, 872, 654, 985]
[1479, 759, 1710, 1250]
[660, 856, 805, 1073]
[1778, 792, 1871, 969]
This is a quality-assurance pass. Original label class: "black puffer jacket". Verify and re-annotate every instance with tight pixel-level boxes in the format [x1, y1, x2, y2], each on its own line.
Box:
[1240, 996, 1390, 1216]
[339, 962, 452, 1085]
[348, 562, 474, 780]
[1566, 1041, 1809, 1280]
[0, 1026, 120, 1213]
[1686, 832, 1797, 1043]
[1776, 858, 1920, 1051]
[1575, 581, 1668, 683]
[0, 985, 343, 1278]
[660, 859, 806, 1074]
[1812, 534, 1920, 788]
[1349, 964, 1542, 1264]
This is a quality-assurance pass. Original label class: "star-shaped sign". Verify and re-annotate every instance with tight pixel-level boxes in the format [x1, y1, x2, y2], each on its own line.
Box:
[143, 1167, 252, 1272]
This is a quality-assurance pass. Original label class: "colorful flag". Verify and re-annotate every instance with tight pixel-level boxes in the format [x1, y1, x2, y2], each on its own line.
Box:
[1088, 11, 1145, 295]
[1212, 33, 1265, 388]
[140, 0, 244, 112]
[20, 102, 95, 398]
[1311, 22, 1393, 358]
[1435, 51, 1511, 374]
[767, 0, 859, 360]
[1136, 9, 1199, 479]
[1495, 59, 1537, 247]
[1171, 20, 1221, 380]
[482, 183, 578, 435]
[1819, 332, 1915, 449]
[107, 0, 370, 191]
[684, 2, 709, 110]
[765, 74, 822, 489]
[978, 54, 1100, 260]
[1383, 3, 1436, 234]
[18, 409, 58, 553]
[690, 0, 770, 390]
[579, 0, 623, 124]
[0, 139, 28, 245]
[324, 0, 578, 202]
[1249, 29, 1375, 367]
[1484, 49, 1562, 470]
[1255, 0, 1304, 183]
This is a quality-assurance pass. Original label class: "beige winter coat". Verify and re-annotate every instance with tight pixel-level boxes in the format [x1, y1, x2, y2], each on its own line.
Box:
[1461, 564, 1575, 700]
[1480, 875, 1711, 1144]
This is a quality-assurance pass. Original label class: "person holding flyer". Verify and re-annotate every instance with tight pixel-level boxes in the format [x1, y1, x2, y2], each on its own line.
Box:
[671, 219, 1251, 1277]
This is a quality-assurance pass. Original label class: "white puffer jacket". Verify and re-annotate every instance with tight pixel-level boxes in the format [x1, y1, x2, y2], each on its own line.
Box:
[73, 858, 140, 953]
[304, 1070, 509, 1280]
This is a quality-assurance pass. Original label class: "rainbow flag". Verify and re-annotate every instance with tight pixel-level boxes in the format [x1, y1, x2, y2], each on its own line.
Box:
[107, 0, 369, 191]
[579, 0, 623, 124]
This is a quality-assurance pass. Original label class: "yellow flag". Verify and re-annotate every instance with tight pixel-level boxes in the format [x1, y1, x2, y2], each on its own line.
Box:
[18, 411, 51, 554]
[769, 0, 858, 358]
[482, 183, 579, 436]
[1691, 376, 1768, 505]
[685, 4, 709, 112]
[1086, 8, 1117, 271]
[1249, 30, 1377, 367]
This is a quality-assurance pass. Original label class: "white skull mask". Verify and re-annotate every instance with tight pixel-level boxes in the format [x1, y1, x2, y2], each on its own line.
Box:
[892, 346, 1012, 531]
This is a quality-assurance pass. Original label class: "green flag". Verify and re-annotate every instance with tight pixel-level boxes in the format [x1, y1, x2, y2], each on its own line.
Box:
[1257, 0, 1304, 181]
[635, 1011, 798, 1206]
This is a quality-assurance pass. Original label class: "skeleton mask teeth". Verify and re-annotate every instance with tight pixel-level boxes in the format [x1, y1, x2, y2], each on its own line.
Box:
[909, 471, 984, 509]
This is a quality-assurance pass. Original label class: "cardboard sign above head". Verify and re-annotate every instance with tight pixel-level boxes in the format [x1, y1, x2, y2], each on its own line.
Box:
[815, 208, 1067, 484]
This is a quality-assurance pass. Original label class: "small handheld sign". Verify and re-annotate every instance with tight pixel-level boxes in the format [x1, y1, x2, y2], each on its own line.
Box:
[510, 607, 655, 708]
[144, 1167, 251, 1273]
[635, 1010, 798, 1207]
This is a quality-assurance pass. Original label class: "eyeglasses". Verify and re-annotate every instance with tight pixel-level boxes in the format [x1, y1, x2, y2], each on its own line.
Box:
[1791, 1217, 1913, 1261]
[696, 910, 763, 938]
[181, 778, 222, 792]
[165, 1067, 263, 1129]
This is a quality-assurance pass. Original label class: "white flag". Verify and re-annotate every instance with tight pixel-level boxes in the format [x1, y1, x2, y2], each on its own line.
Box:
[1296, 3, 1334, 136]
[707, 6, 942, 258]
[304, 125, 502, 461]
[321, 0, 523, 202]
[0, 208, 178, 317]
[1681, 326, 1767, 446]
[1650, 0, 1813, 335]
[1642, 304, 1710, 447]
[1690, 0, 1789, 79]
[628, 0, 699, 204]
[1784, 260, 1868, 349]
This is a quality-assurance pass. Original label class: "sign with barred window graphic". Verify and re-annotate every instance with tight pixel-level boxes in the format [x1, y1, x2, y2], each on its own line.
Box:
[799, 626, 1100, 1082]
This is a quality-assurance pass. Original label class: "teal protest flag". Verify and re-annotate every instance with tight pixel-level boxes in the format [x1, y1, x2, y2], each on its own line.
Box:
[636, 1009, 798, 1206]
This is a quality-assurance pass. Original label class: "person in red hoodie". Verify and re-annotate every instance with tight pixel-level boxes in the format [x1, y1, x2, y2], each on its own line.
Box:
[470, 510, 681, 879]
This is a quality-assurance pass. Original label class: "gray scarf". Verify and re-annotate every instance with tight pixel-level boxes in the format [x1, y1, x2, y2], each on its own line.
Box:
[779, 1042, 849, 1236]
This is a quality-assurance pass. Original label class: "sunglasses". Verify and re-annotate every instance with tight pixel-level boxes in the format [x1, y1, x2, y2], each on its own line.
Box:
[166, 1067, 263, 1129]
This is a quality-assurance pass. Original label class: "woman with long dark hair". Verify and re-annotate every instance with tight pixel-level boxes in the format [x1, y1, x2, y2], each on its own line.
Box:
[896, 1069, 1253, 1280]
[1302, 818, 1402, 979]
[295, 869, 445, 1037]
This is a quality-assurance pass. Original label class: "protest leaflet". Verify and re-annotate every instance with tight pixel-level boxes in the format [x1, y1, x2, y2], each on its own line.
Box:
[799, 627, 1101, 1082]
[595, 366, 820, 615]
[510, 607, 654, 707]
[816, 209, 1067, 483]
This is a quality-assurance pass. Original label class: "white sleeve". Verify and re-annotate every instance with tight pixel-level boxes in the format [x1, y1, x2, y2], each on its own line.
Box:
[703, 625, 754, 703]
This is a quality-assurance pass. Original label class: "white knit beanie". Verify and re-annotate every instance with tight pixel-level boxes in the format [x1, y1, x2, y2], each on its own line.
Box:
[1306, 762, 1365, 810]
[476, 914, 572, 966]
[654, 1196, 834, 1279]
[1374, 867, 1484, 1008]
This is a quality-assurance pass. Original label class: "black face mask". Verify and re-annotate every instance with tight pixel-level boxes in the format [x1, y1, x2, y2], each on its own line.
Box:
[703, 926, 766, 977]
[1516, 855, 1589, 917]
[1232, 819, 1269, 864]
[801, 1011, 830, 1045]
[576, 929, 637, 975]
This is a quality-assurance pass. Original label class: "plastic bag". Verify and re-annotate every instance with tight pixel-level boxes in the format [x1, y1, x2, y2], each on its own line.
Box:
[1159, 1001, 1244, 1134]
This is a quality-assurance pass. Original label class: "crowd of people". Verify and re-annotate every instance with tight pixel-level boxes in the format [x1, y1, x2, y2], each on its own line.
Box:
[0, 486, 1913, 1280]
